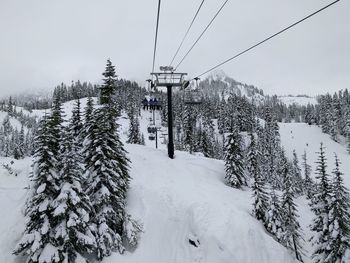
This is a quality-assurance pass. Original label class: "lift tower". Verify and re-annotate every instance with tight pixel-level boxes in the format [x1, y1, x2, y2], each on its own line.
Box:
[151, 66, 187, 159]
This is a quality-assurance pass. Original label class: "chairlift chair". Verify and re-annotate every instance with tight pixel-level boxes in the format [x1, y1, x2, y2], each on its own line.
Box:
[147, 124, 157, 134]
[184, 89, 203, 105]
[149, 133, 156, 140]
[183, 77, 203, 105]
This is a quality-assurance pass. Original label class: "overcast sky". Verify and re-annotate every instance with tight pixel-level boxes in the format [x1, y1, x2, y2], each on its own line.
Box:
[0, 0, 348, 97]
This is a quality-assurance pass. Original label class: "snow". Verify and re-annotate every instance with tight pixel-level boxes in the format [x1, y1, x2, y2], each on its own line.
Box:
[0, 111, 24, 130]
[6, 101, 349, 263]
[105, 145, 296, 263]
[278, 96, 317, 106]
[279, 123, 350, 187]
[0, 142, 296, 262]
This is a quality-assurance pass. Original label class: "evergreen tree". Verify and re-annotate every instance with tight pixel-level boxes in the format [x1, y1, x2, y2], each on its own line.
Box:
[291, 150, 304, 195]
[48, 95, 64, 157]
[323, 154, 350, 262]
[251, 136, 269, 223]
[280, 154, 304, 262]
[14, 116, 60, 261]
[51, 127, 96, 262]
[310, 143, 333, 263]
[246, 132, 257, 177]
[71, 98, 83, 139]
[99, 59, 117, 105]
[127, 107, 141, 144]
[302, 151, 314, 199]
[266, 189, 284, 243]
[224, 125, 247, 188]
[84, 96, 94, 125]
[83, 60, 132, 260]
[183, 104, 195, 153]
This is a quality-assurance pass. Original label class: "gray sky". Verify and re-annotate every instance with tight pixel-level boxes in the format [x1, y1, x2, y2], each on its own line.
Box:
[0, 0, 349, 97]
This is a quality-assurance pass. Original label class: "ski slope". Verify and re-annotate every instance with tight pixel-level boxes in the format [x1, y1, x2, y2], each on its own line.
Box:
[0, 100, 299, 263]
[280, 123, 350, 187]
[280, 122, 350, 262]
[0, 145, 296, 263]
[4, 101, 349, 263]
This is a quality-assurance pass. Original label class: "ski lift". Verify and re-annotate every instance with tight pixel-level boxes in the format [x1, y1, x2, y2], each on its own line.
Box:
[147, 124, 157, 133]
[184, 77, 203, 105]
[149, 133, 156, 140]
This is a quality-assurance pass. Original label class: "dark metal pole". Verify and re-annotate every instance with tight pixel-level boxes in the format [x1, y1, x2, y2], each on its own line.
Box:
[167, 85, 174, 159]
[155, 128, 158, 149]
[153, 109, 155, 125]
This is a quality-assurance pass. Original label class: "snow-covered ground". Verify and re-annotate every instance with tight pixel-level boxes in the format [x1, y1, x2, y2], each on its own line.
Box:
[0, 111, 25, 130]
[0, 102, 299, 263]
[0, 145, 296, 263]
[3, 101, 350, 263]
[278, 96, 317, 106]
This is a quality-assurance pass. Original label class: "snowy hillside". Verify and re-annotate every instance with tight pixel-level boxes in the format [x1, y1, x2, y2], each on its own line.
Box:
[278, 96, 317, 106]
[3, 97, 350, 262]
[280, 123, 350, 189]
[0, 145, 296, 263]
[0, 102, 300, 263]
[0, 111, 24, 130]
[280, 122, 350, 261]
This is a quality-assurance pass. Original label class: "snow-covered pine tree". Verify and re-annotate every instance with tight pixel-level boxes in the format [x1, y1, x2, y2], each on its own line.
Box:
[251, 135, 269, 223]
[266, 189, 284, 243]
[291, 150, 304, 195]
[18, 125, 26, 158]
[70, 98, 84, 163]
[301, 151, 314, 199]
[14, 115, 61, 262]
[84, 96, 94, 125]
[83, 60, 134, 260]
[201, 103, 215, 157]
[224, 124, 247, 188]
[99, 59, 117, 106]
[310, 143, 333, 263]
[246, 132, 257, 178]
[323, 154, 350, 262]
[183, 104, 196, 153]
[48, 95, 64, 157]
[71, 98, 83, 139]
[51, 125, 96, 262]
[280, 153, 304, 262]
[127, 106, 141, 144]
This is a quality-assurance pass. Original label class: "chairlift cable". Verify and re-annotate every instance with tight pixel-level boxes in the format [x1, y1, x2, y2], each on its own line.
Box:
[152, 0, 162, 76]
[169, 0, 205, 67]
[193, 0, 341, 79]
[174, 0, 229, 71]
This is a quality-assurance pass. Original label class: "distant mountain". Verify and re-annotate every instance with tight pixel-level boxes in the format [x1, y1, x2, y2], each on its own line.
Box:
[198, 70, 266, 104]
[198, 71, 318, 106]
